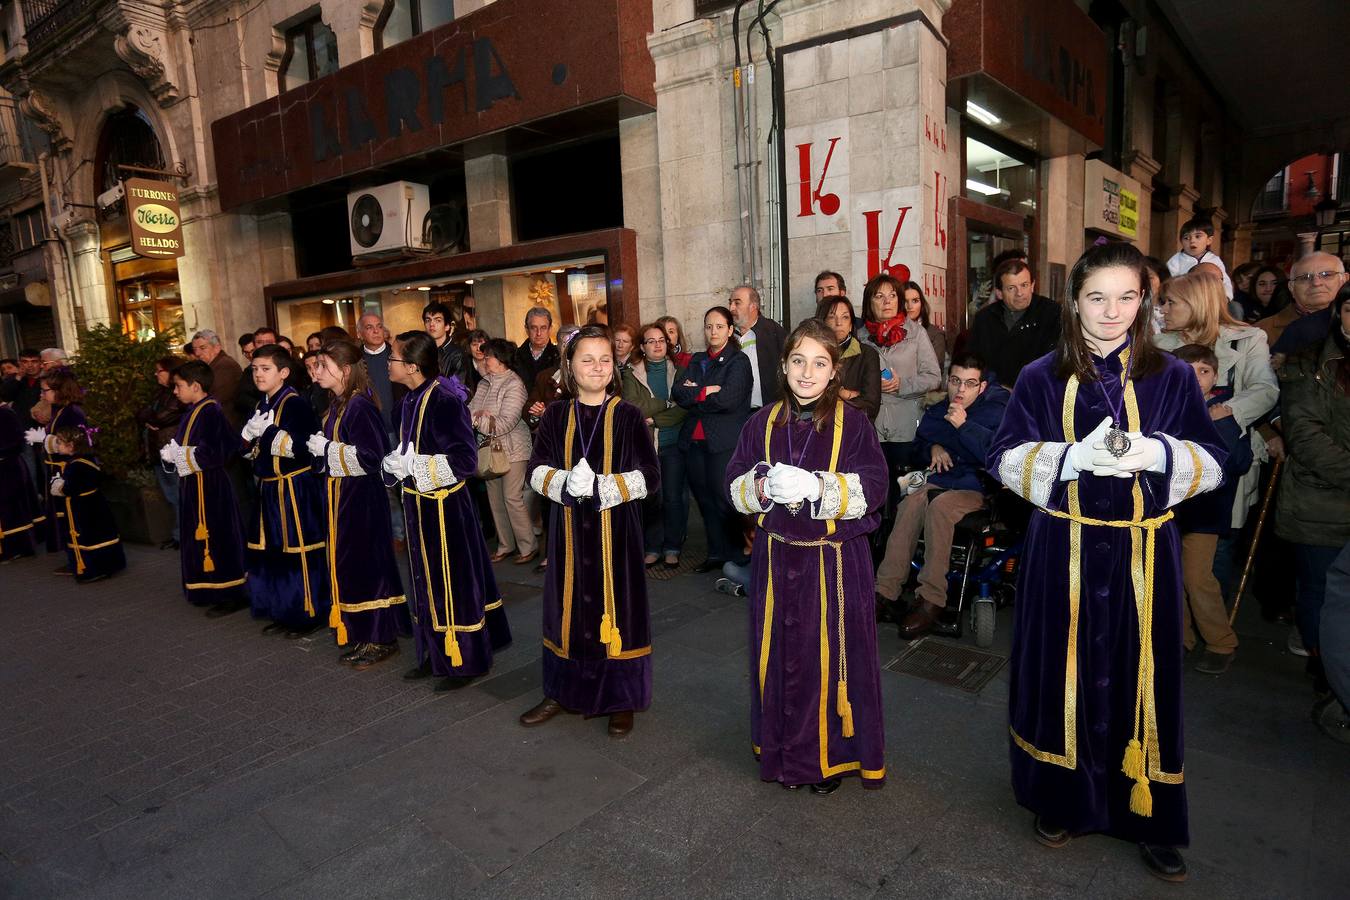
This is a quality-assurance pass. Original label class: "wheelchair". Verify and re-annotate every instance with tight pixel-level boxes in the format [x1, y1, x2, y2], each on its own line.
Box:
[909, 487, 1031, 648]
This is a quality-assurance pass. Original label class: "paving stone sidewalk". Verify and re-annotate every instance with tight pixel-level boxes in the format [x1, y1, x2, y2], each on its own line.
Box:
[0, 543, 1345, 898]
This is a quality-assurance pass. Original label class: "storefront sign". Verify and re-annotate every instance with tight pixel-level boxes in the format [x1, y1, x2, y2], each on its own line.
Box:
[211, 0, 655, 211]
[125, 177, 185, 259]
[1084, 159, 1141, 240]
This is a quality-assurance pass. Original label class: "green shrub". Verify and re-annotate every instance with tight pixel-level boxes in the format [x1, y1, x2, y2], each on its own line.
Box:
[72, 324, 178, 479]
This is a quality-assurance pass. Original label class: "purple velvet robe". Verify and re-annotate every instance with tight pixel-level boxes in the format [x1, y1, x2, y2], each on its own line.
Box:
[316, 391, 409, 645]
[0, 405, 42, 560]
[244, 386, 330, 628]
[527, 397, 660, 715]
[56, 457, 126, 578]
[727, 401, 889, 788]
[175, 398, 248, 606]
[987, 348, 1226, 847]
[42, 403, 86, 552]
[390, 377, 511, 677]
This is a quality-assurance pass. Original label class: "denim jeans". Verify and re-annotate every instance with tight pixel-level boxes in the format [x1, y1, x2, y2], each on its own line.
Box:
[685, 442, 737, 563]
[1293, 543, 1341, 654]
[154, 461, 180, 542]
[1322, 541, 1350, 709]
[644, 444, 688, 556]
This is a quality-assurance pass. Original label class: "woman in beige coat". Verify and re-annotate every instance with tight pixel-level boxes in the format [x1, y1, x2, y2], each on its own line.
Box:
[469, 339, 537, 564]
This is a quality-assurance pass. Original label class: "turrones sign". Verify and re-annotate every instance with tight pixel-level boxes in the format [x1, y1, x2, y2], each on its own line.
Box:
[126, 178, 185, 259]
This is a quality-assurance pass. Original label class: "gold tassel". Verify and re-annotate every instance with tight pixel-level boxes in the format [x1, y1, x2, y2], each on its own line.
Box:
[1121, 738, 1144, 781]
[1129, 777, 1153, 817]
[195, 521, 207, 540]
[608, 627, 623, 657]
[837, 682, 855, 738]
[329, 602, 347, 645]
[600, 613, 612, 644]
[445, 632, 463, 667]
[202, 549, 215, 573]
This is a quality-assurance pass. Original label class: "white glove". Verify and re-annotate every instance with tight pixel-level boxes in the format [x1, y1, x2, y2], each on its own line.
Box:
[566, 456, 595, 498]
[897, 470, 929, 497]
[1064, 416, 1114, 477]
[49, 476, 65, 497]
[765, 463, 822, 504]
[400, 443, 416, 481]
[160, 439, 180, 465]
[382, 445, 404, 477]
[305, 433, 329, 458]
[1091, 433, 1165, 478]
[24, 427, 44, 445]
[241, 409, 273, 442]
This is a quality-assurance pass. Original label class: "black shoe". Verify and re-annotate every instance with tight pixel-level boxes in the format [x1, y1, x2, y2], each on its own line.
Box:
[75, 572, 111, 584]
[434, 675, 475, 692]
[875, 592, 901, 624]
[338, 643, 368, 664]
[160, 539, 179, 550]
[1312, 695, 1350, 744]
[693, 558, 725, 575]
[351, 642, 399, 670]
[808, 778, 841, 795]
[781, 782, 802, 791]
[402, 660, 434, 681]
[1138, 844, 1187, 882]
[52, 563, 73, 575]
[1194, 649, 1234, 675]
[284, 621, 325, 639]
[204, 599, 248, 618]
[1034, 816, 1070, 849]
[261, 622, 288, 635]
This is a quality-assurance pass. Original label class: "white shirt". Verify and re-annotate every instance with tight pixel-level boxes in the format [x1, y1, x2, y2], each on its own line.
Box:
[740, 326, 762, 409]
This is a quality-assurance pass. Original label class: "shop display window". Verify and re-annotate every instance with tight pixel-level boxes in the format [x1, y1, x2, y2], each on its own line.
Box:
[964, 136, 1037, 215]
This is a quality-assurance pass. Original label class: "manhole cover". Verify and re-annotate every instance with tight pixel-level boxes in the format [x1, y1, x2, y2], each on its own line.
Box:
[885, 637, 1007, 693]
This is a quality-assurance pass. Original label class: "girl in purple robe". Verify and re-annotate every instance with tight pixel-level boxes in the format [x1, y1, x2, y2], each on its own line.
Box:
[0, 404, 42, 562]
[307, 340, 409, 671]
[241, 345, 330, 636]
[49, 425, 126, 583]
[383, 331, 511, 691]
[23, 368, 87, 560]
[727, 319, 889, 794]
[520, 326, 660, 737]
[987, 242, 1226, 883]
[163, 360, 249, 613]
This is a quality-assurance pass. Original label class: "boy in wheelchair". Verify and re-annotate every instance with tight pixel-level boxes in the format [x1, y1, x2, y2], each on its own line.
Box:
[875, 352, 1010, 638]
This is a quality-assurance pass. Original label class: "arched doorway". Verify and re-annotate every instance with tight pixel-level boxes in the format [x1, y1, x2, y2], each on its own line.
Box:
[94, 106, 183, 341]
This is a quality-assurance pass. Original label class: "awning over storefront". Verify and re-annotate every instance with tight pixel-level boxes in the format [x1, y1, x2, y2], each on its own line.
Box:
[211, 0, 655, 211]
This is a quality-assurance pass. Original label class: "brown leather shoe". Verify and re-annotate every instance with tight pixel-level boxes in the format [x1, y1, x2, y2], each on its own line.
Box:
[490, 549, 513, 563]
[899, 601, 942, 639]
[607, 710, 634, 737]
[512, 549, 539, 565]
[519, 698, 565, 726]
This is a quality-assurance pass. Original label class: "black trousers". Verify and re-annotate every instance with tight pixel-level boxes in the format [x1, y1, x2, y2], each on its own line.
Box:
[685, 442, 738, 564]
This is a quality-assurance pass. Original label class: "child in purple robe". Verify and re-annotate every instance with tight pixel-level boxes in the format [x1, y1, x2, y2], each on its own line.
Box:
[520, 326, 660, 737]
[23, 367, 86, 561]
[0, 404, 42, 562]
[241, 345, 329, 636]
[307, 339, 409, 671]
[163, 360, 249, 614]
[987, 242, 1226, 883]
[383, 330, 510, 691]
[49, 425, 126, 583]
[727, 319, 889, 794]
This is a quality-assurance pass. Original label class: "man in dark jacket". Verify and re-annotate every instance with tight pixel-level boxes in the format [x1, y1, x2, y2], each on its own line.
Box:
[423, 300, 469, 383]
[874, 352, 1010, 637]
[729, 284, 786, 408]
[511, 306, 561, 398]
[0, 348, 43, 487]
[967, 258, 1061, 387]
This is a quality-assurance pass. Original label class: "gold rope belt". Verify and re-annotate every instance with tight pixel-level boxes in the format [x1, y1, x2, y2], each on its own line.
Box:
[1039, 505, 1174, 817]
[763, 532, 855, 739]
[405, 481, 468, 664]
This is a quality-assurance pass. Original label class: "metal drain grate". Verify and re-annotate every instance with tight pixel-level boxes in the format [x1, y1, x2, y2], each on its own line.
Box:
[885, 637, 1007, 693]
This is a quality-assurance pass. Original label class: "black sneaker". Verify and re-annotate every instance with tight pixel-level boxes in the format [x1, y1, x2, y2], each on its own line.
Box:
[1138, 844, 1187, 882]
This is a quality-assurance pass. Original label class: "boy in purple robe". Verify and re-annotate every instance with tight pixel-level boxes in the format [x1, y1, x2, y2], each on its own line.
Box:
[49, 425, 126, 583]
[727, 319, 889, 793]
[163, 360, 249, 614]
[24, 367, 86, 559]
[383, 330, 510, 691]
[987, 242, 1226, 883]
[520, 326, 660, 737]
[241, 345, 329, 636]
[307, 340, 409, 670]
[0, 404, 42, 561]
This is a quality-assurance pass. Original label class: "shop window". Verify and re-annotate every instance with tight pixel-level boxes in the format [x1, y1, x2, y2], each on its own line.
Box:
[280, 15, 339, 92]
[118, 277, 182, 342]
[963, 135, 1036, 214]
[511, 137, 622, 242]
[375, 0, 453, 50]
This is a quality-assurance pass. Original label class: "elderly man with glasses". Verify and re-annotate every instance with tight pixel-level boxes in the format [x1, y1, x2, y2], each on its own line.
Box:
[873, 352, 1011, 637]
[1259, 252, 1348, 355]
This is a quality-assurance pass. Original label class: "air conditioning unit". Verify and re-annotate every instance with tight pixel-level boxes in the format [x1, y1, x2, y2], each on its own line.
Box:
[347, 181, 431, 259]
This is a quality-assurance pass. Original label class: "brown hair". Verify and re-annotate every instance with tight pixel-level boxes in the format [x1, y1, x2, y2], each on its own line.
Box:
[994, 258, 1032, 290]
[561, 326, 623, 398]
[318, 339, 376, 415]
[898, 280, 930, 328]
[1054, 242, 1166, 382]
[611, 323, 639, 364]
[774, 318, 842, 433]
[861, 273, 904, 325]
[52, 425, 95, 457]
[655, 315, 687, 352]
[1161, 272, 1250, 346]
[703, 306, 741, 351]
[814, 295, 859, 333]
[1170, 343, 1219, 370]
[41, 368, 83, 406]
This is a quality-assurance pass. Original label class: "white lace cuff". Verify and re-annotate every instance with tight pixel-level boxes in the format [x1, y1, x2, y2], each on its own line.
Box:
[730, 467, 770, 514]
[43, 434, 58, 453]
[596, 471, 647, 510]
[174, 444, 198, 477]
[813, 472, 866, 520]
[530, 465, 567, 503]
[997, 440, 1070, 510]
[327, 441, 366, 477]
[411, 453, 457, 492]
[271, 430, 294, 459]
[1158, 433, 1223, 509]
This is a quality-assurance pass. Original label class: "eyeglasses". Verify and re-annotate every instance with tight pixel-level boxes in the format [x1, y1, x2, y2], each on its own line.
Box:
[947, 376, 982, 390]
[642, 337, 666, 345]
[1290, 270, 1345, 285]
[462, 306, 475, 314]
[388, 357, 406, 363]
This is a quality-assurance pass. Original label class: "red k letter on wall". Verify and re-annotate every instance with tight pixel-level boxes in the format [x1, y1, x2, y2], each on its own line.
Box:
[796, 136, 842, 217]
[862, 206, 913, 281]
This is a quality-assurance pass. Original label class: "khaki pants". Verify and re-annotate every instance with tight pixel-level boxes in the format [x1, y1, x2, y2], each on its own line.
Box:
[486, 461, 536, 556]
[1181, 531, 1237, 653]
[875, 485, 985, 607]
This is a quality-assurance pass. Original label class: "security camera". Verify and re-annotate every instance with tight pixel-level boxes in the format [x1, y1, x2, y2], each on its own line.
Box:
[97, 182, 125, 210]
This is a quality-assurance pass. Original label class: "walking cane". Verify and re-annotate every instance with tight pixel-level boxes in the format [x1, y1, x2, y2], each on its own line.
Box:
[1229, 457, 1283, 626]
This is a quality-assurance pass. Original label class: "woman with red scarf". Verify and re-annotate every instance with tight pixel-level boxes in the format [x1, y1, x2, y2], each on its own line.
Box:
[858, 273, 941, 508]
